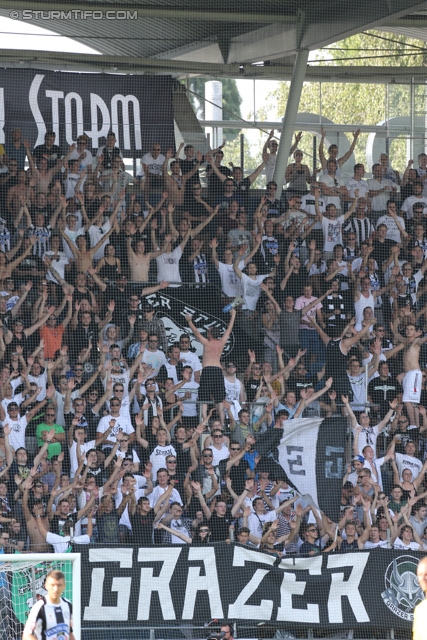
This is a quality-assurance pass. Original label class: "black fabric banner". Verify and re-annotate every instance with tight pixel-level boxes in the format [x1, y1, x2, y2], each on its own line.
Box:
[144, 287, 234, 356]
[0, 69, 175, 156]
[78, 544, 423, 631]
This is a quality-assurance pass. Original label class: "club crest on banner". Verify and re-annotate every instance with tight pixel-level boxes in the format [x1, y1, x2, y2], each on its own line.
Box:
[381, 555, 423, 621]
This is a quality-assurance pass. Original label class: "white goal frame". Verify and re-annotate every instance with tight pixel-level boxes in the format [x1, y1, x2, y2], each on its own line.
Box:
[2, 553, 81, 640]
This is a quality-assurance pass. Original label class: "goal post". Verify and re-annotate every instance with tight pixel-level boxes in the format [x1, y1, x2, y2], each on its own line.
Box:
[1, 553, 81, 640]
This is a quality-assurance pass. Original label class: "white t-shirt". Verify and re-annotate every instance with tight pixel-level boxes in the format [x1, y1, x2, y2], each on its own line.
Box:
[63, 172, 85, 199]
[241, 273, 269, 311]
[217, 261, 243, 298]
[366, 178, 395, 211]
[7, 416, 28, 451]
[148, 484, 182, 508]
[322, 214, 345, 252]
[2, 393, 24, 417]
[319, 174, 344, 209]
[139, 152, 165, 177]
[247, 510, 277, 538]
[364, 540, 388, 549]
[352, 424, 380, 455]
[96, 414, 135, 449]
[69, 148, 94, 171]
[400, 195, 427, 220]
[88, 220, 111, 262]
[300, 193, 325, 229]
[345, 178, 369, 200]
[156, 246, 182, 285]
[149, 443, 177, 478]
[46, 530, 90, 553]
[376, 214, 405, 243]
[69, 439, 96, 478]
[142, 348, 167, 376]
[179, 350, 202, 383]
[175, 382, 199, 417]
[28, 371, 48, 401]
[43, 251, 70, 284]
[393, 537, 420, 551]
[394, 451, 423, 481]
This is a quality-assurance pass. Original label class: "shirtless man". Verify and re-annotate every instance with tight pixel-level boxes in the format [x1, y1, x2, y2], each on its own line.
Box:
[392, 322, 427, 429]
[61, 203, 119, 274]
[185, 309, 236, 425]
[126, 232, 170, 282]
[24, 140, 73, 194]
[163, 149, 202, 207]
[21, 429, 57, 552]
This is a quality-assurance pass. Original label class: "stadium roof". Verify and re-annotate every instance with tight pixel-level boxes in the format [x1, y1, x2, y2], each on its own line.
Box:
[0, 0, 427, 82]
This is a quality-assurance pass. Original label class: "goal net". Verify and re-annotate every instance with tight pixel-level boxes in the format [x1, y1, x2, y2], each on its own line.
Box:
[0, 553, 81, 640]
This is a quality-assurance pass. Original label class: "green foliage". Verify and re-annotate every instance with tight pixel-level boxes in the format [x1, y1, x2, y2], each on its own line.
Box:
[263, 31, 427, 172]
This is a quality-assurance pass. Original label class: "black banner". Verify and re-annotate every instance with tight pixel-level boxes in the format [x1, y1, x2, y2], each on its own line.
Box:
[0, 69, 175, 156]
[144, 287, 234, 356]
[78, 544, 424, 631]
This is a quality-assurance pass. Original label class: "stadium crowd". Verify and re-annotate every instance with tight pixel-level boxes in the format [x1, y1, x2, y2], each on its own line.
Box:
[1, 125, 427, 557]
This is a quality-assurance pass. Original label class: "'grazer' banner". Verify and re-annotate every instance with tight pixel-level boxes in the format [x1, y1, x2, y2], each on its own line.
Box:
[0, 69, 175, 156]
[78, 545, 423, 631]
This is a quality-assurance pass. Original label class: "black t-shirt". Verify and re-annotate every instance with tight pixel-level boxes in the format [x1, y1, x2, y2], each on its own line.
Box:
[97, 511, 120, 544]
[282, 270, 309, 301]
[372, 238, 397, 269]
[172, 440, 192, 474]
[130, 508, 155, 544]
[245, 378, 261, 403]
[50, 511, 78, 535]
[219, 458, 250, 496]
[179, 158, 202, 192]
[207, 164, 232, 204]
[100, 147, 121, 170]
[299, 540, 321, 556]
[85, 464, 104, 487]
[33, 143, 61, 168]
[286, 374, 319, 401]
[209, 512, 231, 542]
[367, 376, 401, 417]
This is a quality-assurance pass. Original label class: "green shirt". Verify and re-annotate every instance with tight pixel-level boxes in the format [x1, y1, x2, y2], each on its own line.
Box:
[35, 422, 65, 459]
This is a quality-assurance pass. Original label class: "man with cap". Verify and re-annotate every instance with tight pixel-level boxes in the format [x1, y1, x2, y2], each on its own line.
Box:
[343, 455, 365, 487]
[139, 302, 168, 353]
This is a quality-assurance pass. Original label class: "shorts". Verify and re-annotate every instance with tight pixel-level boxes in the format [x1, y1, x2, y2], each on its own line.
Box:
[402, 369, 422, 403]
[198, 366, 226, 403]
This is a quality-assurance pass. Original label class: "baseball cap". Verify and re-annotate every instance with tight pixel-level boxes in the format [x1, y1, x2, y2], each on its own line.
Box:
[352, 455, 364, 463]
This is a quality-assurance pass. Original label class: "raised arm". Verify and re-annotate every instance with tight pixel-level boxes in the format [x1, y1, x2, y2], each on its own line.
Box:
[341, 395, 358, 428]
[338, 130, 360, 167]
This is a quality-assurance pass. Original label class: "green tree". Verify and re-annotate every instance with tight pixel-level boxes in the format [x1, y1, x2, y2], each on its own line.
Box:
[263, 31, 427, 172]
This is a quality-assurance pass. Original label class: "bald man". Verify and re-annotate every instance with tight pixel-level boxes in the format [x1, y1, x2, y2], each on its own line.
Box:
[414, 556, 427, 640]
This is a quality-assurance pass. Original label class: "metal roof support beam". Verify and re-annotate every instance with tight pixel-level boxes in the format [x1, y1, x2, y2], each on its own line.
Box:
[0, 3, 296, 24]
[273, 48, 309, 189]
